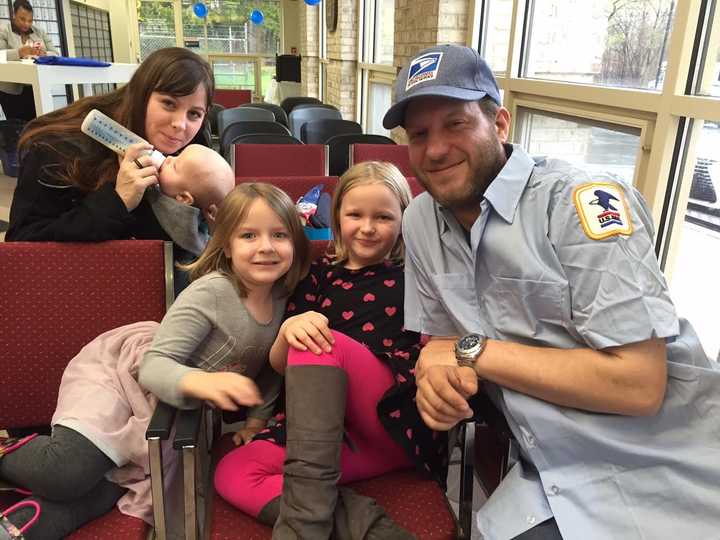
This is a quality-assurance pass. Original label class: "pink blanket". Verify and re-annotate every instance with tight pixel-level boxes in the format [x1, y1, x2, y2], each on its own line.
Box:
[52, 321, 175, 524]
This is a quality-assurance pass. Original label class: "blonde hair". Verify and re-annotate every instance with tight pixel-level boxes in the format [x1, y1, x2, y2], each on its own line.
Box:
[330, 161, 412, 265]
[182, 183, 310, 296]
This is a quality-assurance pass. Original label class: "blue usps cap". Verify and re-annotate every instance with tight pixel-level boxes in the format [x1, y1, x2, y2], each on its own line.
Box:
[383, 44, 501, 129]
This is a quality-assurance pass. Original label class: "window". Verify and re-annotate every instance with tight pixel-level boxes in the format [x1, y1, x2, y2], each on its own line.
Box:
[71, 2, 113, 96]
[366, 80, 392, 136]
[136, 0, 281, 96]
[358, 0, 395, 133]
[179, 0, 281, 56]
[372, 0, 394, 65]
[515, 107, 642, 184]
[692, 0, 720, 98]
[477, 0, 514, 75]
[523, 0, 676, 90]
[137, 1, 177, 60]
[668, 122, 720, 360]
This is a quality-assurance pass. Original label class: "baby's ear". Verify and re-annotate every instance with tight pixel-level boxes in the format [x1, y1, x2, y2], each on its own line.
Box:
[203, 203, 219, 233]
[175, 191, 195, 206]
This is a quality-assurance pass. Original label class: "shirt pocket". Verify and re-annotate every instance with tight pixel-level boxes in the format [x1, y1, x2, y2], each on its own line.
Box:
[430, 272, 482, 334]
[483, 277, 569, 342]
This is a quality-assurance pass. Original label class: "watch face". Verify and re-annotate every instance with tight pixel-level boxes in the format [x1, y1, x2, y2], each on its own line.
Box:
[458, 334, 481, 351]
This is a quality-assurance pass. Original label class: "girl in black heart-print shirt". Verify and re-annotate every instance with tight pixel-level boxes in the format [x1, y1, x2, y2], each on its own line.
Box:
[214, 161, 447, 538]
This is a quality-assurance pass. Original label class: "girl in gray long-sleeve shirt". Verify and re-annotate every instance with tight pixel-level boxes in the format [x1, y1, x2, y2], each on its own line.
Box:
[0, 184, 310, 540]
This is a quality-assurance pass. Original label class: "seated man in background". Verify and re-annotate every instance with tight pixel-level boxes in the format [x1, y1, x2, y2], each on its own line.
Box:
[385, 44, 720, 540]
[0, 0, 59, 121]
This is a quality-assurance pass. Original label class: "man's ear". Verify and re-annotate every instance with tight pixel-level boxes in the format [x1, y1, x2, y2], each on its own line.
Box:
[495, 107, 511, 144]
[175, 191, 195, 206]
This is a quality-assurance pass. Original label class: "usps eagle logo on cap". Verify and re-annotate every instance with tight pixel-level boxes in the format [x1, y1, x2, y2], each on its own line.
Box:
[573, 182, 633, 240]
[406, 52, 443, 90]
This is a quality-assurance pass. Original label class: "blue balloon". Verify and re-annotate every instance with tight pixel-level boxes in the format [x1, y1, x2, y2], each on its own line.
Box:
[305, 0, 321, 5]
[250, 9, 264, 24]
[192, 2, 207, 18]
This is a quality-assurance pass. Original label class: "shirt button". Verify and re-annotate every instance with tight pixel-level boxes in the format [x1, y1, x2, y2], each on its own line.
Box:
[526, 434, 536, 447]
[547, 485, 560, 496]
[526, 515, 536, 525]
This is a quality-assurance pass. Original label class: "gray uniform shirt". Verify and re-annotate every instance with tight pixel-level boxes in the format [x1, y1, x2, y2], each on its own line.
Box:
[403, 144, 720, 540]
[0, 22, 58, 94]
[139, 271, 284, 420]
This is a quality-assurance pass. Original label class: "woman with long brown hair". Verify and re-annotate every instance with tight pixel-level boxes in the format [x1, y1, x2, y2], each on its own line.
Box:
[6, 47, 214, 253]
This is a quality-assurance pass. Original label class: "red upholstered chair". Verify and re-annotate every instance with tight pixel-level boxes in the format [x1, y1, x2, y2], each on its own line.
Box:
[406, 176, 425, 197]
[236, 175, 339, 204]
[0, 240, 174, 540]
[213, 89, 252, 109]
[351, 144, 414, 177]
[233, 144, 328, 177]
[202, 434, 459, 540]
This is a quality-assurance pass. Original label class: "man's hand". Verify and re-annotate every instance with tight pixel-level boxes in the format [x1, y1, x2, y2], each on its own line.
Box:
[18, 44, 34, 58]
[416, 365, 478, 430]
[178, 371, 263, 411]
[32, 42, 46, 56]
[415, 338, 479, 431]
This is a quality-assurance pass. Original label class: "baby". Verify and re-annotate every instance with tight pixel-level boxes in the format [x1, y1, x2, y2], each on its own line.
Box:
[157, 144, 234, 222]
[148, 144, 235, 259]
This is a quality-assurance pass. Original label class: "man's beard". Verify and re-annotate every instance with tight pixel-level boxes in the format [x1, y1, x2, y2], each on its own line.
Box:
[415, 140, 506, 211]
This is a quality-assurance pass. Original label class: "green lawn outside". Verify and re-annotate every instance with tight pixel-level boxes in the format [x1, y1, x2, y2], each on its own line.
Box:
[215, 65, 274, 93]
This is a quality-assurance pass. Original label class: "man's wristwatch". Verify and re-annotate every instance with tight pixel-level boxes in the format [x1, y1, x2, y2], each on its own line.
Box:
[454, 333, 487, 370]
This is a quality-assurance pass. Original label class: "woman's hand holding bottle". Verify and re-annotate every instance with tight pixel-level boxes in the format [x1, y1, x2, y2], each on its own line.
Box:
[116, 143, 159, 211]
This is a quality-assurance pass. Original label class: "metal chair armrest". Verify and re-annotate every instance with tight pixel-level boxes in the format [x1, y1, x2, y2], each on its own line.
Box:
[172, 406, 209, 540]
[458, 420, 476, 540]
[145, 401, 177, 540]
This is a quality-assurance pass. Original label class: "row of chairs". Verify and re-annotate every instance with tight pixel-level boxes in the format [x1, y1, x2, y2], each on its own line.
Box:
[0, 237, 485, 540]
[212, 102, 351, 156]
[230, 142, 414, 179]
[0, 177, 510, 539]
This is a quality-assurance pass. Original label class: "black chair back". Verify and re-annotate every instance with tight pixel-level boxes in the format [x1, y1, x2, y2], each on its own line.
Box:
[221, 121, 292, 160]
[240, 102, 289, 127]
[231, 133, 302, 145]
[289, 106, 342, 140]
[301, 119, 362, 144]
[280, 96, 322, 115]
[218, 107, 275, 139]
[293, 103, 339, 113]
[326, 133, 395, 177]
[207, 103, 225, 136]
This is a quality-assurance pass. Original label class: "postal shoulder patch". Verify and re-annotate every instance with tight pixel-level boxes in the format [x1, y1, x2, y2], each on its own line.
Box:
[573, 182, 633, 240]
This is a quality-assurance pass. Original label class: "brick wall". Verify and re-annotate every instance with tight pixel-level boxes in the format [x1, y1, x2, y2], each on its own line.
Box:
[394, 0, 469, 68]
[293, 0, 471, 123]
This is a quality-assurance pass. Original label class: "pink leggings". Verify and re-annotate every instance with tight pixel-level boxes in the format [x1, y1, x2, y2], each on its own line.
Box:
[214, 331, 412, 518]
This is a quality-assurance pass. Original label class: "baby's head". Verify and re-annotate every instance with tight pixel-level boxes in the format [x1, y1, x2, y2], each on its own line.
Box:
[158, 144, 234, 219]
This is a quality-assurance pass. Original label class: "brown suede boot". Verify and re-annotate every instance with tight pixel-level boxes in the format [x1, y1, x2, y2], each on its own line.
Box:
[272, 365, 348, 540]
[332, 487, 416, 540]
[258, 496, 281, 526]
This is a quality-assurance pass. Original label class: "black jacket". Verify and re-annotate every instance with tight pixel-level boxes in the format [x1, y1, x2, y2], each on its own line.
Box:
[7, 126, 211, 244]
